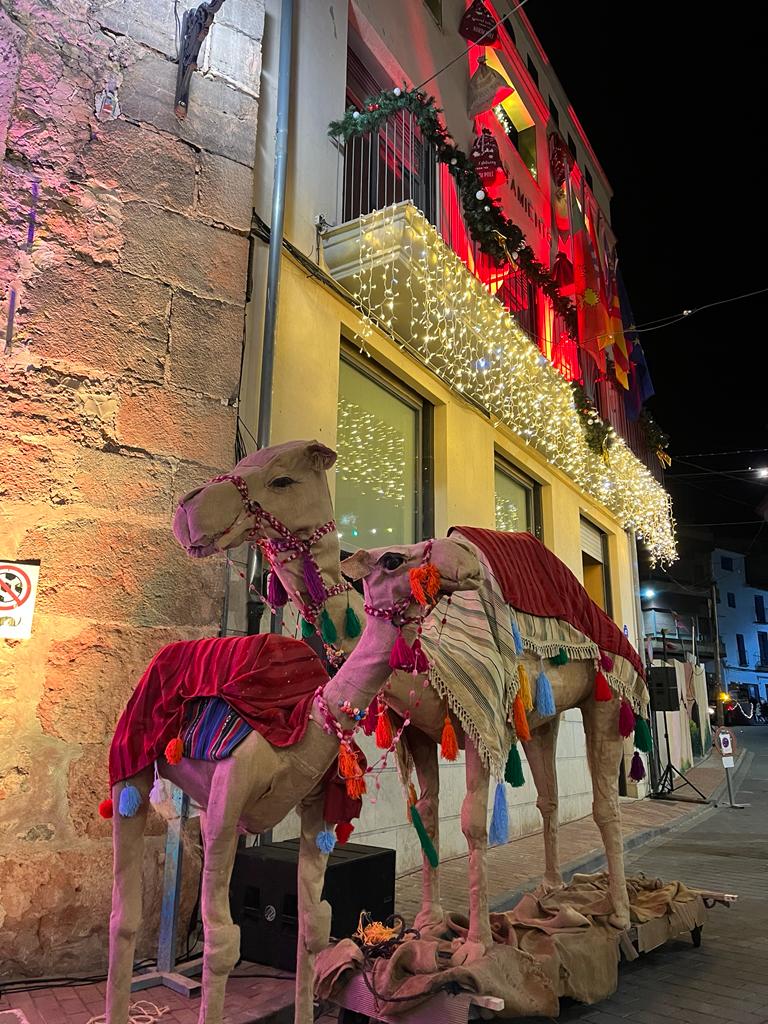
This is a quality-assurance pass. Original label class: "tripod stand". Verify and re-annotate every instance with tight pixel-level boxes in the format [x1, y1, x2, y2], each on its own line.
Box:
[652, 707, 709, 802]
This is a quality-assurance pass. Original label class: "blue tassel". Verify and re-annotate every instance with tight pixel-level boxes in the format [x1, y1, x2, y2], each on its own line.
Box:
[511, 618, 524, 655]
[315, 829, 336, 854]
[489, 781, 509, 847]
[535, 671, 556, 716]
[118, 784, 142, 818]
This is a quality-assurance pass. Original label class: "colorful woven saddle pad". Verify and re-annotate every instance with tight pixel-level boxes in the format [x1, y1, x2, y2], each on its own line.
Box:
[182, 697, 253, 761]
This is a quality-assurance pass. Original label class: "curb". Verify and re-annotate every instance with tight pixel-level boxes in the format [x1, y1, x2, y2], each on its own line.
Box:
[490, 750, 749, 914]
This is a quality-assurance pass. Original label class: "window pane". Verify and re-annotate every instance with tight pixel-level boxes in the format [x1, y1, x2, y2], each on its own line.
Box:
[336, 360, 419, 547]
[494, 468, 530, 533]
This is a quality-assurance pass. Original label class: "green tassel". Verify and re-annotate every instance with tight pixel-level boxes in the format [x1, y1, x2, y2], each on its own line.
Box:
[344, 605, 362, 638]
[504, 743, 525, 788]
[410, 804, 439, 868]
[549, 648, 569, 666]
[300, 617, 315, 639]
[634, 716, 653, 753]
[320, 609, 337, 644]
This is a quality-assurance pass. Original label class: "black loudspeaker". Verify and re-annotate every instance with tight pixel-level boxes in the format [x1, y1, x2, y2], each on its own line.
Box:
[230, 839, 396, 971]
[648, 666, 680, 712]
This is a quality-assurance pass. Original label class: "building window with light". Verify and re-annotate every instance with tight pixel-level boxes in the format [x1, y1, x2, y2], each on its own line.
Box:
[494, 457, 540, 537]
[580, 516, 612, 615]
[335, 351, 431, 548]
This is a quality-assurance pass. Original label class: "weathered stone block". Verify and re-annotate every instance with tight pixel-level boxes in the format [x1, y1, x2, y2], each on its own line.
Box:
[218, 0, 265, 39]
[198, 150, 253, 231]
[72, 447, 174, 518]
[0, 435, 73, 505]
[119, 50, 259, 167]
[172, 458, 230, 506]
[0, 734, 72, 845]
[121, 201, 249, 303]
[117, 383, 236, 465]
[203, 21, 262, 97]
[22, 260, 169, 382]
[169, 290, 243, 399]
[82, 119, 197, 214]
[0, 9, 24, 163]
[17, 518, 223, 626]
[93, 0, 177, 57]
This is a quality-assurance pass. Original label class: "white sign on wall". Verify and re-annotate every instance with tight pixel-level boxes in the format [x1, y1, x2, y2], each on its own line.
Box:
[0, 560, 40, 640]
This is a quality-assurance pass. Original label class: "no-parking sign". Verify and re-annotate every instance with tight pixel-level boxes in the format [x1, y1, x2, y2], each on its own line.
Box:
[0, 560, 40, 639]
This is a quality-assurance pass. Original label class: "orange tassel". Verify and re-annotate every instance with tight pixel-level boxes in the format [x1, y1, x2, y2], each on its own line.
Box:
[165, 737, 183, 765]
[407, 781, 418, 821]
[594, 670, 613, 702]
[409, 563, 441, 605]
[338, 743, 359, 778]
[346, 775, 367, 799]
[513, 694, 531, 742]
[440, 714, 459, 761]
[375, 707, 394, 750]
[518, 664, 533, 711]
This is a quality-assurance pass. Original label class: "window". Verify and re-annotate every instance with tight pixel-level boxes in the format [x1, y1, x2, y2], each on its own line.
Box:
[336, 352, 431, 548]
[756, 595, 766, 623]
[580, 517, 611, 615]
[489, 52, 537, 179]
[567, 133, 577, 160]
[721, 556, 734, 571]
[584, 167, 593, 191]
[494, 458, 540, 537]
[526, 55, 539, 86]
[759, 632, 768, 665]
[548, 97, 560, 126]
[736, 633, 747, 667]
[727, 592, 736, 608]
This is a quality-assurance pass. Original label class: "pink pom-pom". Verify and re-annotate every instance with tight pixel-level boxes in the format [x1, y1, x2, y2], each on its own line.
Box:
[600, 652, 614, 671]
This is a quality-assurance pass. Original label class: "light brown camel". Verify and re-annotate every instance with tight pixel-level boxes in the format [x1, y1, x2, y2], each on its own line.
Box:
[104, 537, 481, 1024]
[174, 440, 649, 943]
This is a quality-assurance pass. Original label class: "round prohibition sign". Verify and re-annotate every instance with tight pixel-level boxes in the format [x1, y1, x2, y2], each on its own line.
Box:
[0, 565, 32, 610]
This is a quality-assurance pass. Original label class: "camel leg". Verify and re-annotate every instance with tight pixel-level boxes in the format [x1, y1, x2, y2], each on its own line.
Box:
[581, 695, 630, 928]
[524, 716, 563, 890]
[105, 768, 153, 1024]
[196, 758, 250, 1024]
[408, 726, 444, 930]
[294, 790, 332, 1024]
[452, 739, 492, 964]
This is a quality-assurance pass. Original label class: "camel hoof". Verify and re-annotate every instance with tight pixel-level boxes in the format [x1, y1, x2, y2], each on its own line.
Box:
[539, 876, 565, 894]
[450, 938, 490, 966]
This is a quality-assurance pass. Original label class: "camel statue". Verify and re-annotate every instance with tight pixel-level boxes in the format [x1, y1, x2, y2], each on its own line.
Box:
[103, 536, 481, 1024]
[174, 440, 651, 945]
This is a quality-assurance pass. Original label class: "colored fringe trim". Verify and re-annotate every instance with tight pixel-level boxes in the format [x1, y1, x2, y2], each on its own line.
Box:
[389, 633, 415, 672]
[335, 821, 354, 844]
[535, 671, 556, 717]
[489, 781, 509, 846]
[629, 751, 646, 782]
[513, 694, 531, 742]
[634, 716, 653, 752]
[319, 608, 337, 644]
[549, 648, 569, 666]
[410, 804, 439, 868]
[98, 798, 113, 819]
[344, 605, 362, 638]
[303, 556, 326, 604]
[518, 664, 533, 711]
[440, 714, 459, 761]
[300, 616, 315, 639]
[619, 699, 636, 738]
[505, 743, 525, 787]
[118, 785, 142, 817]
[165, 737, 183, 765]
[511, 618, 524, 655]
[267, 571, 288, 608]
[594, 670, 613, 702]
[375, 707, 394, 750]
[316, 829, 336, 853]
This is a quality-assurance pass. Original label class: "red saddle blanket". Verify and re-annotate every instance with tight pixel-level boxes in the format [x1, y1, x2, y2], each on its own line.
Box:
[452, 527, 644, 678]
[109, 633, 328, 787]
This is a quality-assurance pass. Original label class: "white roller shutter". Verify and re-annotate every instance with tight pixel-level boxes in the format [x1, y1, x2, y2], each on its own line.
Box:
[580, 517, 604, 563]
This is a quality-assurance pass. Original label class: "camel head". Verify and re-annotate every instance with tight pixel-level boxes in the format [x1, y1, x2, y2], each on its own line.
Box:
[340, 537, 483, 614]
[173, 440, 337, 558]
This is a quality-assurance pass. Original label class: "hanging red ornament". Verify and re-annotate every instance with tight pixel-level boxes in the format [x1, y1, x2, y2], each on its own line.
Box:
[459, 0, 501, 47]
[470, 127, 507, 189]
[468, 56, 514, 120]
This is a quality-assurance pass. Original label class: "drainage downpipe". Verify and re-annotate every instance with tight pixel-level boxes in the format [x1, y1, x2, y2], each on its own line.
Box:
[246, 0, 294, 635]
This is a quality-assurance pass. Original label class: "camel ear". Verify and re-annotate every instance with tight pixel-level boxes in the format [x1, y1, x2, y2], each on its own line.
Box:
[341, 550, 373, 581]
[305, 441, 337, 471]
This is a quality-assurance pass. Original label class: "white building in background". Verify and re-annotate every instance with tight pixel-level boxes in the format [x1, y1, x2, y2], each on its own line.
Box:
[713, 548, 768, 702]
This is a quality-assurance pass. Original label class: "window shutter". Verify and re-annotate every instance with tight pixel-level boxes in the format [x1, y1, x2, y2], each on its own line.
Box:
[580, 518, 604, 563]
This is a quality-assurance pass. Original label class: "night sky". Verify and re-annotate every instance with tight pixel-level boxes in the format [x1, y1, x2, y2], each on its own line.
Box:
[525, 3, 767, 552]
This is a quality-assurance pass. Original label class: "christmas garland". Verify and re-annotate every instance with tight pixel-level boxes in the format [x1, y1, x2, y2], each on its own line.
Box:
[639, 410, 671, 467]
[571, 383, 615, 459]
[329, 88, 578, 337]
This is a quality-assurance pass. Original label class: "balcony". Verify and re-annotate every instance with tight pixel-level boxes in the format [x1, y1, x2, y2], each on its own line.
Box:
[324, 116, 660, 478]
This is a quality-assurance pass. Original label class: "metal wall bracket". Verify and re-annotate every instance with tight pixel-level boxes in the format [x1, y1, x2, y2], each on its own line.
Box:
[174, 0, 228, 120]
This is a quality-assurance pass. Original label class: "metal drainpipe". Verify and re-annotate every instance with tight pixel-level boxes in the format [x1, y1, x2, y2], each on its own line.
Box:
[245, 0, 294, 636]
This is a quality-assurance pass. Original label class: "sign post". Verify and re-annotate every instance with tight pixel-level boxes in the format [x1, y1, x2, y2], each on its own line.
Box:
[717, 729, 745, 809]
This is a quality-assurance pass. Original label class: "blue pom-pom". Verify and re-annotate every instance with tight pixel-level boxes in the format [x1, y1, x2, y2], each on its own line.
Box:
[511, 618, 524, 655]
[315, 829, 336, 854]
[118, 784, 142, 818]
[489, 781, 509, 847]
[535, 671, 556, 716]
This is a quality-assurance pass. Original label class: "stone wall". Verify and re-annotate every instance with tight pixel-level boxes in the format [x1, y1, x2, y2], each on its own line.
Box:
[0, 0, 262, 976]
